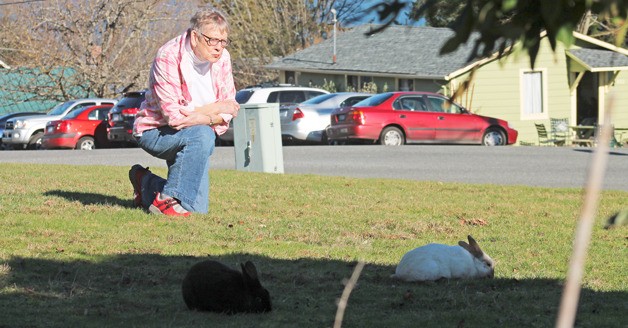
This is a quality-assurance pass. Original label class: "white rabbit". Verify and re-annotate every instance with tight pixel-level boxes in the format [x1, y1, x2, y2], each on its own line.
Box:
[392, 235, 494, 282]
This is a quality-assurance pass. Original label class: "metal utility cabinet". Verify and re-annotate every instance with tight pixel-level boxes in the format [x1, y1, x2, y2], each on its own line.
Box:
[233, 103, 284, 173]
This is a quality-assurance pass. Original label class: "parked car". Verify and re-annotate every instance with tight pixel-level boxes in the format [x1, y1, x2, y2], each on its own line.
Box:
[2, 98, 117, 150]
[280, 92, 371, 144]
[42, 104, 114, 150]
[218, 84, 329, 144]
[0, 111, 46, 150]
[107, 90, 146, 147]
[326, 91, 518, 146]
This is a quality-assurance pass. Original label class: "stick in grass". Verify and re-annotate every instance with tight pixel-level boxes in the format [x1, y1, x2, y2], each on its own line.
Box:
[334, 260, 365, 328]
[555, 93, 614, 328]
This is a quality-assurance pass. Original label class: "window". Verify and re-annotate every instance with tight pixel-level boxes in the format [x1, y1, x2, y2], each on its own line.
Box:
[520, 69, 548, 120]
[398, 79, 414, 91]
[302, 93, 336, 105]
[426, 96, 463, 114]
[393, 96, 427, 111]
[346, 75, 374, 91]
[285, 71, 296, 85]
[96, 108, 109, 121]
[277, 91, 305, 104]
[354, 92, 393, 107]
[88, 109, 99, 120]
[339, 96, 369, 108]
[347, 75, 358, 90]
[236, 90, 254, 104]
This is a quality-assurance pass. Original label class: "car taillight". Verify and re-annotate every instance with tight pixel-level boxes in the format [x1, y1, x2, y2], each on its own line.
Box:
[292, 108, 304, 121]
[122, 108, 139, 116]
[53, 121, 70, 133]
[350, 110, 365, 125]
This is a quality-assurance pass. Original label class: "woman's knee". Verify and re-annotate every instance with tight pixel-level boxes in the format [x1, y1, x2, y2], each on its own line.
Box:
[186, 125, 215, 151]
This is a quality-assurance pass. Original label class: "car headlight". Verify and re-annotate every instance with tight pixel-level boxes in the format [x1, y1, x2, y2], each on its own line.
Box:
[14, 120, 27, 129]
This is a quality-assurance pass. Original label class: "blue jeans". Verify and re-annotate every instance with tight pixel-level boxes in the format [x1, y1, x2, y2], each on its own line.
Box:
[136, 125, 215, 213]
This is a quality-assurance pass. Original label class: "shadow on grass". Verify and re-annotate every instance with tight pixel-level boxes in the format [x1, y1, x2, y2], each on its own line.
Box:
[44, 190, 133, 208]
[1, 254, 625, 328]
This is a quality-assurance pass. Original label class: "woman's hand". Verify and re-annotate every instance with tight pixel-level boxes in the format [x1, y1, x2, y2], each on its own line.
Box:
[170, 109, 223, 130]
[215, 99, 240, 117]
[196, 100, 240, 117]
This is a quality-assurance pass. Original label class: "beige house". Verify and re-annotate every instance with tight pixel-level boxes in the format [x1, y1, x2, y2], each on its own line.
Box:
[267, 25, 628, 145]
[447, 32, 628, 145]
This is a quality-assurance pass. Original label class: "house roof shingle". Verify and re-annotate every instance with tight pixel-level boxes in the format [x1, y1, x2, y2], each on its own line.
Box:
[567, 48, 628, 71]
[266, 25, 479, 79]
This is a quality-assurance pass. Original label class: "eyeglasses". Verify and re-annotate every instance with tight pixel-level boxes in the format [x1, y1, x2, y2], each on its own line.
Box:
[197, 30, 230, 47]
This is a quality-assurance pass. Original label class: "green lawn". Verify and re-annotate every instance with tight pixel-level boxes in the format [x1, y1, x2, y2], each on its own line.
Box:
[0, 163, 626, 327]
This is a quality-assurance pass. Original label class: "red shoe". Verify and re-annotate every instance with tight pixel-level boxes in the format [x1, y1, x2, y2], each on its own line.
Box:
[129, 164, 151, 208]
[148, 192, 190, 217]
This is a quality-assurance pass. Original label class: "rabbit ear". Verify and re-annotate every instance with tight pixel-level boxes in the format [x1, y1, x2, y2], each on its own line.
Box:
[241, 261, 262, 288]
[468, 235, 485, 257]
[459, 235, 484, 258]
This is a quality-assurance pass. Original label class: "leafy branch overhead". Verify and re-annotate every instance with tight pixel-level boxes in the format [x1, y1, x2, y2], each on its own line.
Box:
[360, 0, 628, 68]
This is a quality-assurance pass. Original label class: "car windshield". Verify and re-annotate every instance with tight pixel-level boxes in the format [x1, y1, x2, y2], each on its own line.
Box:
[114, 94, 144, 109]
[353, 93, 393, 107]
[64, 106, 91, 119]
[301, 93, 336, 105]
[236, 90, 254, 104]
[48, 101, 75, 116]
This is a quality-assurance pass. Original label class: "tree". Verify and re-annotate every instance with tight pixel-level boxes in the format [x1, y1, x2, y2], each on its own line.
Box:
[201, 0, 367, 89]
[358, 0, 627, 68]
[414, 1, 627, 46]
[413, 0, 466, 28]
[0, 0, 185, 103]
[0, 0, 367, 103]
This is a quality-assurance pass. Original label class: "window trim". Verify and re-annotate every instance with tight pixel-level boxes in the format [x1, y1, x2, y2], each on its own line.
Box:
[519, 68, 549, 120]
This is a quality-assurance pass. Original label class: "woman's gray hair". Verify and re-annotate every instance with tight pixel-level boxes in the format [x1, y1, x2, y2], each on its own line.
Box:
[190, 7, 230, 34]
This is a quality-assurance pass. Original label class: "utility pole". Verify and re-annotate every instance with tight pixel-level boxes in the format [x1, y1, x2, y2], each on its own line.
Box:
[331, 8, 337, 64]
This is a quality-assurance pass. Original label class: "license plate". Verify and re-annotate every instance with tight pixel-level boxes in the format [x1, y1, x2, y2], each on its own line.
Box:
[340, 128, 348, 133]
[338, 114, 346, 121]
[112, 114, 121, 121]
[47, 126, 54, 133]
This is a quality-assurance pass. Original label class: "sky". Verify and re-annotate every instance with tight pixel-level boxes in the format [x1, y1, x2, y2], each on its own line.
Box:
[346, 0, 424, 27]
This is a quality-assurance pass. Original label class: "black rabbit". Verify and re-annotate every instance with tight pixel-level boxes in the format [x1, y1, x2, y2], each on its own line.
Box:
[181, 260, 272, 314]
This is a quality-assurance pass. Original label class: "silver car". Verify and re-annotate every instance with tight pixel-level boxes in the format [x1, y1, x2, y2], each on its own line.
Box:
[216, 85, 329, 145]
[280, 92, 371, 144]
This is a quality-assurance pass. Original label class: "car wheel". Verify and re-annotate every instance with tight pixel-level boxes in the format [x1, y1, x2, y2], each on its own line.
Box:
[320, 130, 330, 145]
[28, 132, 44, 150]
[482, 128, 506, 146]
[380, 126, 405, 146]
[76, 137, 96, 150]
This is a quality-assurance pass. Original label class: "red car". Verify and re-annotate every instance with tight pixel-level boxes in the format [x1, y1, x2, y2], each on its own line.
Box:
[42, 104, 114, 150]
[326, 92, 518, 146]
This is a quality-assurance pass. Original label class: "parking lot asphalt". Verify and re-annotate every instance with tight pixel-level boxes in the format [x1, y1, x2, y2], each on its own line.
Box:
[1, 145, 627, 191]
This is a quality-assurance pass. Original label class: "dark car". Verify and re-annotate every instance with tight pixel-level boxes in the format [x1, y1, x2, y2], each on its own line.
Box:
[107, 91, 146, 146]
[326, 91, 518, 146]
[42, 104, 114, 150]
[0, 111, 46, 150]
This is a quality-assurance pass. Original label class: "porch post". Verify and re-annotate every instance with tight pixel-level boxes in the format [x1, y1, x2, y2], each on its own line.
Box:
[569, 72, 579, 126]
[598, 72, 606, 123]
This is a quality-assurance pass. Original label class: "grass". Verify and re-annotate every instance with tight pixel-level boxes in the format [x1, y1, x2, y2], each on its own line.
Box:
[0, 163, 626, 327]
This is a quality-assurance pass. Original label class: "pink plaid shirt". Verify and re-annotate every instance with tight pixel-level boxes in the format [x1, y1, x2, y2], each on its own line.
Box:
[133, 29, 236, 135]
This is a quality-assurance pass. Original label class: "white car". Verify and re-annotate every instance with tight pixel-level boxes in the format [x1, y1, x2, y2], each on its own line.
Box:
[217, 85, 329, 144]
